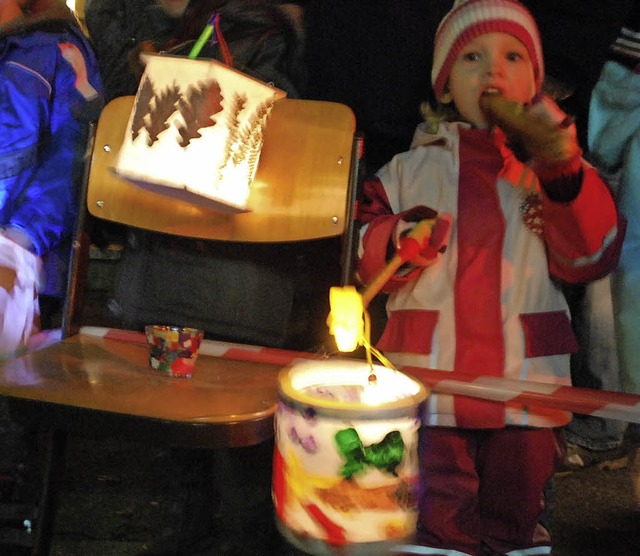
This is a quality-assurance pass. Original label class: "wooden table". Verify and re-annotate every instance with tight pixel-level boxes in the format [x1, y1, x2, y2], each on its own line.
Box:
[0, 332, 284, 448]
[0, 331, 287, 554]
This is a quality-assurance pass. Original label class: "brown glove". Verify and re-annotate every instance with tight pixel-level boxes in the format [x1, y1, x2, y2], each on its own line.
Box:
[128, 40, 158, 82]
[480, 93, 581, 169]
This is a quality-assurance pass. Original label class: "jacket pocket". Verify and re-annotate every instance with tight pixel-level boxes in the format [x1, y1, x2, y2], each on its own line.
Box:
[519, 311, 578, 357]
[377, 309, 439, 354]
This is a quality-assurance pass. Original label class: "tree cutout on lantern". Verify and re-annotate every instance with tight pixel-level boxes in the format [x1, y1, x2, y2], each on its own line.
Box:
[231, 98, 272, 166]
[115, 53, 286, 212]
[131, 76, 154, 141]
[176, 79, 223, 147]
[144, 82, 181, 146]
[218, 93, 274, 192]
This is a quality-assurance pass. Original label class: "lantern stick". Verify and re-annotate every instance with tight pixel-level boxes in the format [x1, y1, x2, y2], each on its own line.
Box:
[360, 218, 437, 309]
[188, 19, 214, 59]
[188, 12, 233, 65]
[328, 218, 443, 358]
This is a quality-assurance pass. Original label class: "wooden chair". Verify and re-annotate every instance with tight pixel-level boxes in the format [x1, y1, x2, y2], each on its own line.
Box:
[0, 95, 362, 555]
[63, 95, 362, 336]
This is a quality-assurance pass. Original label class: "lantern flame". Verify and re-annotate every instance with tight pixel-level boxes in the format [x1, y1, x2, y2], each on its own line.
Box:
[327, 286, 364, 353]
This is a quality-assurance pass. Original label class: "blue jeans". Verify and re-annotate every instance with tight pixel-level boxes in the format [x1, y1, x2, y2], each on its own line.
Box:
[563, 277, 627, 451]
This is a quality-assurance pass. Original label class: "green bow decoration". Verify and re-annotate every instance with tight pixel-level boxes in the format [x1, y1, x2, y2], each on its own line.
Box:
[334, 428, 405, 480]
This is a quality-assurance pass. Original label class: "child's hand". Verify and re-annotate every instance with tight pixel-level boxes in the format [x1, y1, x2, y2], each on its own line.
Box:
[396, 213, 453, 268]
[480, 93, 581, 169]
[128, 40, 158, 80]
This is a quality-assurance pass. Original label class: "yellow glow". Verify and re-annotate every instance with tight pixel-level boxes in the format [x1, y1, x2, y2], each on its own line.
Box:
[327, 286, 364, 352]
[285, 359, 425, 407]
[215, 160, 253, 207]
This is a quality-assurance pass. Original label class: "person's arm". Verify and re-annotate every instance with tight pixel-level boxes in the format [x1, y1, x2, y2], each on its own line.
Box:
[236, 29, 303, 98]
[357, 172, 450, 290]
[85, 0, 166, 99]
[540, 165, 625, 284]
[481, 91, 625, 283]
[528, 96, 625, 283]
[217, 2, 306, 98]
[357, 175, 406, 289]
[3, 39, 103, 256]
[588, 61, 640, 175]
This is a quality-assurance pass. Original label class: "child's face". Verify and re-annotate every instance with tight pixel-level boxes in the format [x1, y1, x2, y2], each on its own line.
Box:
[442, 32, 537, 129]
[155, 0, 190, 18]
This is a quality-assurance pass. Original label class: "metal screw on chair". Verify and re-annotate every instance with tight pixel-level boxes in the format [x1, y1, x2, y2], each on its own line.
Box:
[332, 216, 339, 224]
[337, 156, 344, 165]
[103, 144, 111, 152]
[96, 200, 105, 208]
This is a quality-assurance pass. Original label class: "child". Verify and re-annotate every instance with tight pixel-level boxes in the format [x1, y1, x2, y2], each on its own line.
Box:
[0, 0, 103, 504]
[356, 0, 624, 554]
[0, 0, 103, 352]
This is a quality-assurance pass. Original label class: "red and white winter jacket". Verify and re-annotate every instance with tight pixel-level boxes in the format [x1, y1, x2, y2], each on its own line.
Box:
[358, 121, 624, 428]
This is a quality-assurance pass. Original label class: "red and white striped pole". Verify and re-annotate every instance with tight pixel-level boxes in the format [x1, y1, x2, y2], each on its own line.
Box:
[81, 326, 640, 425]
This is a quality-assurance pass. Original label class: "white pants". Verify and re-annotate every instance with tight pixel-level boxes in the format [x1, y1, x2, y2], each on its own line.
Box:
[0, 235, 41, 356]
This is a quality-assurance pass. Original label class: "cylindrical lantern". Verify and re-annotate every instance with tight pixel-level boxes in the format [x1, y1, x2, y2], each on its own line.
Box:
[273, 358, 428, 556]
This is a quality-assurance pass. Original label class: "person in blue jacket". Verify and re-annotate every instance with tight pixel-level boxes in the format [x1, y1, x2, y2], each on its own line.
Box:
[588, 6, 640, 443]
[0, 0, 103, 353]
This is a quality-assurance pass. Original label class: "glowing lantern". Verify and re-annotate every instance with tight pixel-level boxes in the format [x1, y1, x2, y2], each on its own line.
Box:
[273, 359, 427, 555]
[327, 286, 364, 353]
[114, 53, 286, 213]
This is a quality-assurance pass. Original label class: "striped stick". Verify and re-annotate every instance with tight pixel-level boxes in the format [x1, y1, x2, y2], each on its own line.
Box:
[80, 326, 640, 424]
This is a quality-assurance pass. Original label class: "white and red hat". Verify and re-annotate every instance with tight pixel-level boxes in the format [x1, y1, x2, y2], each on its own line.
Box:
[431, 0, 544, 99]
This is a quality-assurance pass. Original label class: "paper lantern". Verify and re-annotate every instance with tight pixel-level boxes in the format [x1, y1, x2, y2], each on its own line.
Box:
[114, 53, 286, 213]
[273, 359, 427, 555]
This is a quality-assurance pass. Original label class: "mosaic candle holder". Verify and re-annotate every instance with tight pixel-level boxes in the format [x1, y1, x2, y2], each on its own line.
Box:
[145, 325, 204, 378]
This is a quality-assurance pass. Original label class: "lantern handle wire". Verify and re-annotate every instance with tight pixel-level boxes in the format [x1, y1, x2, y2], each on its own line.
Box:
[360, 310, 395, 371]
[329, 216, 451, 382]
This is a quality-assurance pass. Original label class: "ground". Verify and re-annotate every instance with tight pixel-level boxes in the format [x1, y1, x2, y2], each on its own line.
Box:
[44, 432, 640, 555]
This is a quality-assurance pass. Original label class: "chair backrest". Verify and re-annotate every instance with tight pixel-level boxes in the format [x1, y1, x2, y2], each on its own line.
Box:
[62, 96, 363, 336]
[86, 95, 358, 241]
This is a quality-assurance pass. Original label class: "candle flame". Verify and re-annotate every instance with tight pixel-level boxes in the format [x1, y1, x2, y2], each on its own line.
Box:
[327, 286, 364, 353]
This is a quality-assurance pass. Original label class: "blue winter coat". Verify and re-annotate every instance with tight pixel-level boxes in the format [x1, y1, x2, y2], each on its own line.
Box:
[589, 60, 640, 395]
[0, 15, 103, 294]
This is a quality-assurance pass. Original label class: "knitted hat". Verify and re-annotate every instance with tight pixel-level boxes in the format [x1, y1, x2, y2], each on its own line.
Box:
[608, 5, 640, 72]
[431, 0, 544, 99]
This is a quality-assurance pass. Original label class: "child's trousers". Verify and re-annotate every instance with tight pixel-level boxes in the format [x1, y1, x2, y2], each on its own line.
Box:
[414, 426, 562, 556]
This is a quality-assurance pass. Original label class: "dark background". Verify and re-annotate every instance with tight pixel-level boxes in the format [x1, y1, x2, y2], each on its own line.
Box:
[304, 0, 637, 173]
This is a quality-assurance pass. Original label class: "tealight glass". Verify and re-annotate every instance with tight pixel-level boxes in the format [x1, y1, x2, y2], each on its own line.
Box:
[144, 325, 204, 378]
